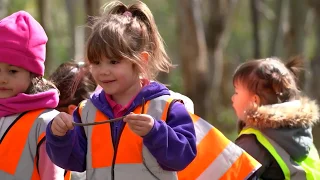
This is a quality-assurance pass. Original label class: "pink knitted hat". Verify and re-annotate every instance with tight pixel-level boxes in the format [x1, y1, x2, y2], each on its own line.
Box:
[0, 11, 47, 76]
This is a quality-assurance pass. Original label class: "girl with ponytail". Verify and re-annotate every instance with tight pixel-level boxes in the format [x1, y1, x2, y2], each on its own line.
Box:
[46, 1, 197, 179]
[232, 57, 320, 179]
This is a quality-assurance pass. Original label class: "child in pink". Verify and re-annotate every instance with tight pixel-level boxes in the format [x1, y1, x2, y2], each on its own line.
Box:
[0, 11, 69, 179]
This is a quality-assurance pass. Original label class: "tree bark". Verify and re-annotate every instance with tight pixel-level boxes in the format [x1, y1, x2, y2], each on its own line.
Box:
[204, 0, 238, 119]
[65, 0, 76, 60]
[268, 0, 284, 56]
[285, 0, 307, 57]
[85, 0, 101, 40]
[309, 57, 320, 151]
[284, 0, 308, 89]
[307, 0, 320, 151]
[177, 0, 209, 117]
[250, 0, 261, 58]
[37, 0, 53, 76]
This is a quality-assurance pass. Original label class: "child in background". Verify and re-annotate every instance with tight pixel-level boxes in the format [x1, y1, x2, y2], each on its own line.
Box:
[232, 57, 320, 179]
[49, 61, 97, 180]
[46, 1, 260, 179]
[49, 61, 97, 114]
[0, 11, 70, 179]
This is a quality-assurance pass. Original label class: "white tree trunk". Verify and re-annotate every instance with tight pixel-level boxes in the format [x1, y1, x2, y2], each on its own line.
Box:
[177, 0, 209, 117]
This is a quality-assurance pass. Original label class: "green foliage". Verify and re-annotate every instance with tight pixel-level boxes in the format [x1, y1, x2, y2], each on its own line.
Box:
[7, 0, 27, 15]
[168, 69, 183, 93]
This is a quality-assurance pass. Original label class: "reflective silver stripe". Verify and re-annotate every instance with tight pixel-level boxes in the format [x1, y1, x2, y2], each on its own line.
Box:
[143, 96, 177, 179]
[0, 173, 13, 180]
[86, 164, 177, 180]
[263, 134, 306, 180]
[146, 95, 171, 120]
[193, 117, 213, 145]
[169, 90, 194, 113]
[0, 109, 59, 180]
[197, 142, 243, 180]
[81, 95, 178, 180]
[193, 117, 259, 180]
[80, 100, 98, 170]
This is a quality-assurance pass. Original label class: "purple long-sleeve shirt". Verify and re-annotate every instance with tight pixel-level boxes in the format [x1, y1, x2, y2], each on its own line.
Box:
[46, 82, 197, 172]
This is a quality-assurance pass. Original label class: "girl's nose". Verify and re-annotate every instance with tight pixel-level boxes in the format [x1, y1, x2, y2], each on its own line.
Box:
[103, 70, 111, 75]
[100, 67, 111, 76]
[0, 71, 8, 84]
[0, 76, 8, 84]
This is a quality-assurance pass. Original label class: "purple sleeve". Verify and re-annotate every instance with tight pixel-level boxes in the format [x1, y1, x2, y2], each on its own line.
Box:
[143, 102, 197, 171]
[46, 109, 87, 172]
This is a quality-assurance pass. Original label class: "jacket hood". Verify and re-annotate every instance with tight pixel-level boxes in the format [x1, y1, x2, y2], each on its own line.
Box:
[241, 97, 319, 161]
[244, 97, 319, 129]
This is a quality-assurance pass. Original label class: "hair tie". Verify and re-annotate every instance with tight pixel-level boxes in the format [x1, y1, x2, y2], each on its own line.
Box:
[123, 11, 132, 17]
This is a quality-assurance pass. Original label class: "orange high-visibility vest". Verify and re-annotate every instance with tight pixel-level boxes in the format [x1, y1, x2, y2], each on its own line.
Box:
[0, 109, 71, 180]
[78, 95, 261, 180]
[178, 112, 261, 180]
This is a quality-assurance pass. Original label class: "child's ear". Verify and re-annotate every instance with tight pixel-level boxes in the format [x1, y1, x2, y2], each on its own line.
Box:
[67, 104, 77, 115]
[253, 94, 261, 106]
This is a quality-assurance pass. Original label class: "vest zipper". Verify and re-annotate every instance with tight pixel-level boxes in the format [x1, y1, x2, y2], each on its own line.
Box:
[110, 103, 138, 179]
[110, 122, 126, 180]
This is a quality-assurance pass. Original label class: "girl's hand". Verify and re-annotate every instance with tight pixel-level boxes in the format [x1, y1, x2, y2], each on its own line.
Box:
[123, 112, 154, 136]
[51, 112, 74, 136]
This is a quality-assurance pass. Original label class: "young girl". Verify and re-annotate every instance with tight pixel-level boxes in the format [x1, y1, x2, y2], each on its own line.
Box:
[49, 61, 97, 180]
[50, 61, 196, 180]
[46, 1, 260, 179]
[232, 57, 320, 179]
[0, 11, 70, 179]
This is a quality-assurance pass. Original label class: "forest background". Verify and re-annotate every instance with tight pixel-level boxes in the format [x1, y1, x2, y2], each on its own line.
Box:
[1, 0, 320, 150]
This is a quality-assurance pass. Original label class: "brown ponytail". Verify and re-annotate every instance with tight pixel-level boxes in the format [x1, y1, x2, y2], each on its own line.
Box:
[285, 56, 304, 80]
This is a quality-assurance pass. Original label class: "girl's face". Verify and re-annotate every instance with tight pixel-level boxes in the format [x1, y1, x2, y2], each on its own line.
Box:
[231, 81, 257, 120]
[0, 62, 31, 98]
[90, 56, 142, 101]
